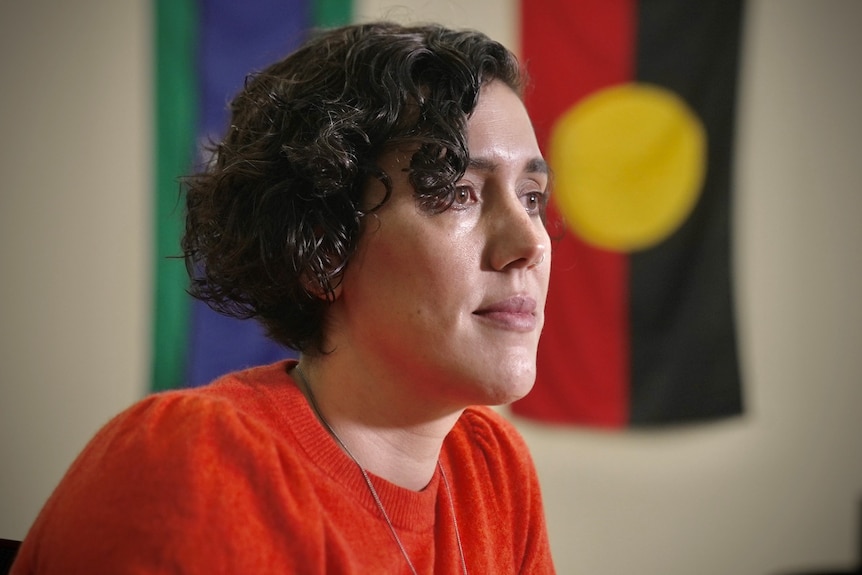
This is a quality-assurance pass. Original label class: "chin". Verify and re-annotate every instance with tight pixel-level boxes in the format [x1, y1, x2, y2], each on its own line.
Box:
[480, 367, 537, 406]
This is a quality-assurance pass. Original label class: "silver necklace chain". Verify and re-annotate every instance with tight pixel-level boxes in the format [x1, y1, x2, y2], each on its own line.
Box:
[294, 365, 468, 575]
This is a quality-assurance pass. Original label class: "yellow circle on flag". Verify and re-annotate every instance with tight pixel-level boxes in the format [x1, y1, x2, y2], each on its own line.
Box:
[549, 83, 706, 252]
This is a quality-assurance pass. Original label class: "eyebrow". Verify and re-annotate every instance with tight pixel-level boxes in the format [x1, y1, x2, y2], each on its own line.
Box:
[467, 156, 550, 175]
[525, 157, 550, 175]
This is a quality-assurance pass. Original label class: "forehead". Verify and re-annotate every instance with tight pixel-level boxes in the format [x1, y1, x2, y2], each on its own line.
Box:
[465, 81, 542, 166]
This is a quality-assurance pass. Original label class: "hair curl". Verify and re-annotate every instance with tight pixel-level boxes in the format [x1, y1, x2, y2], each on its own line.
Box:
[182, 21, 524, 353]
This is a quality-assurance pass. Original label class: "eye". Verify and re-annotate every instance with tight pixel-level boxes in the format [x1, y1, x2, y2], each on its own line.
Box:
[520, 189, 547, 215]
[452, 184, 477, 207]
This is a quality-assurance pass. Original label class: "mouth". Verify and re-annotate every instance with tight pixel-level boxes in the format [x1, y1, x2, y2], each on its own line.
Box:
[473, 295, 538, 332]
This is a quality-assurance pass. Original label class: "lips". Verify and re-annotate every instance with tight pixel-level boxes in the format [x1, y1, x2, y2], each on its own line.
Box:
[473, 295, 538, 332]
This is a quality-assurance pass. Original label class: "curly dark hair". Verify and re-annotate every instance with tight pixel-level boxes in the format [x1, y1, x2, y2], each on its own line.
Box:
[182, 21, 524, 353]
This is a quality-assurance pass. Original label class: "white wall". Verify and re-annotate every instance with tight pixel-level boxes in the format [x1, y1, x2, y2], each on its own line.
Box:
[1, 1, 860, 574]
[0, 0, 151, 540]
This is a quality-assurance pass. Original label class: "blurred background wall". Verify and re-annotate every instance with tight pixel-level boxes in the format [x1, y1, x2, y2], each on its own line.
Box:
[1, 1, 860, 573]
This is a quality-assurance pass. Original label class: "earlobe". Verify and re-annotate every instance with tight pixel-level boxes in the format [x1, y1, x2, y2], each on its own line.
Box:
[301, 270, 344, 302]
[329, 280, 343, 301]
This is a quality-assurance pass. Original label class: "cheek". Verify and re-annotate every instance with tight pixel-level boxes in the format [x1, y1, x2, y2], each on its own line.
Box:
[351, 207, 480, 307]
[355, 228, 441, 298]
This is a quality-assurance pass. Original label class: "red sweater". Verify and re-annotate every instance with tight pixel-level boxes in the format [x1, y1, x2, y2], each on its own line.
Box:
[13, 361, 555, 574]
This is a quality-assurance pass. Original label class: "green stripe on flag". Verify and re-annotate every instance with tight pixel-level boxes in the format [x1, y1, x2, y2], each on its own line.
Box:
[314, 0, 352, 27]
[152, 0, 197, 392]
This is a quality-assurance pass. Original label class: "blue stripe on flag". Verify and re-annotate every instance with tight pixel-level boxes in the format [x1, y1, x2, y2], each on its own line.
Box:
[187, 0, 311, 387]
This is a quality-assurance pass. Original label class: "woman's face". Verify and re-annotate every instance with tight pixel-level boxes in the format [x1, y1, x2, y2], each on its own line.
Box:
[332, 80, 551, 409]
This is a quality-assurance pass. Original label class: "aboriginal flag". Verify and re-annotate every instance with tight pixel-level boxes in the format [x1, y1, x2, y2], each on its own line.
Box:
[512, 0, 745, 427]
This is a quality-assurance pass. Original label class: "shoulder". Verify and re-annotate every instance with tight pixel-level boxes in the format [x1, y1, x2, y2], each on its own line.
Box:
[446, 406, 536, 474]
[452, 405, 530, 450]
[107, 360, 298, 447]
[14, 362, 317, 573]
[96, 386, 272, 464]
[91, 362, 293, 458]
[72, 360, 305, 490]
[44, 363, 300, 515]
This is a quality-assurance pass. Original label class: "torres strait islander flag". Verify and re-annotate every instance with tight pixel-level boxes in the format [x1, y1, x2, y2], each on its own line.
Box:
[512, 0, 745, 427]
[152, 0, 351, 391]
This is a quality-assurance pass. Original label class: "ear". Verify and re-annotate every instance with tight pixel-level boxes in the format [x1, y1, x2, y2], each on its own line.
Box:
[301, 269, 344, 302]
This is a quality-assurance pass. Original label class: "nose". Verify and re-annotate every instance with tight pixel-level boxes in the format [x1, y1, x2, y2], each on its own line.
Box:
[487, 195, 548, 272]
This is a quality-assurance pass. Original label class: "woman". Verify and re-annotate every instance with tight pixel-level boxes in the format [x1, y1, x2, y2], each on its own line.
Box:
[13, 22, 555, 574]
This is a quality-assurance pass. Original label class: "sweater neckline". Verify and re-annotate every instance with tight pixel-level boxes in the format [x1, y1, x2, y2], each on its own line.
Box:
[258, 360, 443, 532]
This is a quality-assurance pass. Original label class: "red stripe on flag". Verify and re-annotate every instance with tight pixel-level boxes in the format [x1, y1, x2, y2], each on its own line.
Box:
[514, 0, 636, 427]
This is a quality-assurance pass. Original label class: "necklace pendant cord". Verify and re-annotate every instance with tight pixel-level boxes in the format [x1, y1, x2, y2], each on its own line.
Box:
[293, 365, 468, 575]
[439, 463, 469, 575]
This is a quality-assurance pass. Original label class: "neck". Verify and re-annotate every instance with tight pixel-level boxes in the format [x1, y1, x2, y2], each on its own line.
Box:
[293, 359, 463, 491]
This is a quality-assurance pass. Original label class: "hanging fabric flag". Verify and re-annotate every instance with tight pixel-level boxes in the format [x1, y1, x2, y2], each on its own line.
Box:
[152, 0, 352, 391]
[512, 0, 745, 427]
[152, 0, 198, 393]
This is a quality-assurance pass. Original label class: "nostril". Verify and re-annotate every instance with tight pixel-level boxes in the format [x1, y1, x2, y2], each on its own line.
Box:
[528, 253, 545, 269]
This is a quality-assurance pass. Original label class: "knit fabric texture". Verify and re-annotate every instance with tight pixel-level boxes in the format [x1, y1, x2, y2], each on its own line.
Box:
[13, 360, 555, 574]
